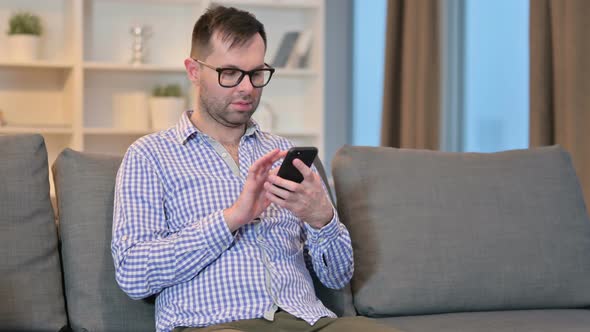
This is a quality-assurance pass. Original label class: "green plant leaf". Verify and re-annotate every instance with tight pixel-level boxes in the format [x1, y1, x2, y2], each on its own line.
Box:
[152, 84, 182, 97]
[8, 12, 42, 36]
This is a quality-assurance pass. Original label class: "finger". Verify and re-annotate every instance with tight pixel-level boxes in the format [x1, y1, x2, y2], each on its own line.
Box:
[264, 181, 291, 200]
[271, 150, 289, 165]
[261, 151, 288, 177]
[260, 197, 271, 211]
[249, 149, 279, 174]
[257, 148, 280, 166]
[268, 174, 298, 192]
[269, 167, 279, 176]
[260, 149, 288, 171]
[277, 150, 288, 159]
[292, 158, 314, 181]
[266, 191, 288, 208]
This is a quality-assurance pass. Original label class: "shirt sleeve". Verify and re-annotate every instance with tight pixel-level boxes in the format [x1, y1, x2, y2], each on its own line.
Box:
[303, 208, 354, 290]
[302, 161, 354, 290]
[111, 148, 235, 300]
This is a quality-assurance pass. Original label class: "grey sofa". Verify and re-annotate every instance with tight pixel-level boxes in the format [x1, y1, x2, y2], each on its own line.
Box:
[2, 134, 590, 332]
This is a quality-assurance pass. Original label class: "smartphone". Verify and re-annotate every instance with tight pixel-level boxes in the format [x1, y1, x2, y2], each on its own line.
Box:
[277, 147, 318, 184]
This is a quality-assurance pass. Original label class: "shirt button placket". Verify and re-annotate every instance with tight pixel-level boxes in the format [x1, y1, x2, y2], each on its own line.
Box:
[256, 223, 281, 319]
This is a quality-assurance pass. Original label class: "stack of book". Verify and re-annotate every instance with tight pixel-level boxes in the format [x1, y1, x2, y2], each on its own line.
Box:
[271, 30, 313, 68]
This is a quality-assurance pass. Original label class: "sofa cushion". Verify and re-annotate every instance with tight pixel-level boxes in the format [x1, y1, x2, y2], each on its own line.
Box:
[0, 134, 68, 331]
[332, 145, 590, 317]
[53, 149, 155, 332]
[378, 309, 590, 332]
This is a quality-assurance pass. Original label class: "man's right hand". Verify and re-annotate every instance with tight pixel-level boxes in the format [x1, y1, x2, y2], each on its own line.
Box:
[223, 148, 287, 232]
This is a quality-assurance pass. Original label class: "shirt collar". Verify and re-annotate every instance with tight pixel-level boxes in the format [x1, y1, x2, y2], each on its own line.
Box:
[174, 111, 200, 145]
[245, 119, 260, 137]
[175, 110, 261, 145]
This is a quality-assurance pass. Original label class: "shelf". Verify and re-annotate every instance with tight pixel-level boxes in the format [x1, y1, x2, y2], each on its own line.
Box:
[84, 62, 185, 73]
[83, 62, 313, 76]
[0, 0, 325, 160]
[0, 126, 73, 135]
[274, 68, 317, 77]
[91, 0, 197, 3]
[273, 130, 317, 137]
[0, 60, 74, 70]
[84, 127, 153, 135]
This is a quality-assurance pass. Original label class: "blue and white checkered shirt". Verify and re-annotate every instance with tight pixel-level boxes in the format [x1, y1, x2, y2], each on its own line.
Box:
[112, 111, 354, 332]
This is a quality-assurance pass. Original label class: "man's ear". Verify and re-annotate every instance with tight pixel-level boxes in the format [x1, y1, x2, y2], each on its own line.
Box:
[184, 58, 200, 85]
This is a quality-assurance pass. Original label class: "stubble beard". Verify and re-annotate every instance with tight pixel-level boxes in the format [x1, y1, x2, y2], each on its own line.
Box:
[199, 87, 261, 129]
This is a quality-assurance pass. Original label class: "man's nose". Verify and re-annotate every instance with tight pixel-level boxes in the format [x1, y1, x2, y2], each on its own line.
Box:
[236, 74, 255, 92]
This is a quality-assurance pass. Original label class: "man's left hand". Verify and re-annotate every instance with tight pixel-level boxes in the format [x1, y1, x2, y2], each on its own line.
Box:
[264, 158, 334, 229]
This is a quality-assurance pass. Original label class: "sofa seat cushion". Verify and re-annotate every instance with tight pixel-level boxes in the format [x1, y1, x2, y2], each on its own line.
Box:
[53, 149, 155, 332]
[332, 145, 590, 317]
[378, 309, 590, 332]
[0, 134, 67, 331]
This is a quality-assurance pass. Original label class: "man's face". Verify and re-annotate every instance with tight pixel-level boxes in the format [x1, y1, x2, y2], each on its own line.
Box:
[198, 32, 266, 128]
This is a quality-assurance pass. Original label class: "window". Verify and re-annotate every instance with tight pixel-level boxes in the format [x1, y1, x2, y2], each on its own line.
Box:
[352, 0, 387, 146]
[461, 0, 529, 152]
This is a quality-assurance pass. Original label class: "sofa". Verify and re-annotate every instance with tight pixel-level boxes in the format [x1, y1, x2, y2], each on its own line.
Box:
[1, 133, 590, 332]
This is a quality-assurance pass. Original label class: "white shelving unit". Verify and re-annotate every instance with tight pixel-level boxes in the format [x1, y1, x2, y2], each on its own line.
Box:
[0, 0, 326, 193]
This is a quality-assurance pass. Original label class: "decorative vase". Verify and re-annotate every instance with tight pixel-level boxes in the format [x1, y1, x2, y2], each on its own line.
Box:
[149, 97, 185, 130]
[113, 92, 150, 130]
[8, 35, 40, 61]
[129, 25, 152, 65]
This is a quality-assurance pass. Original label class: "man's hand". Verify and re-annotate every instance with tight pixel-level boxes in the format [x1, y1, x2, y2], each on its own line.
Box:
[224, 148, 287, 232]
[264, 158, 334, 229]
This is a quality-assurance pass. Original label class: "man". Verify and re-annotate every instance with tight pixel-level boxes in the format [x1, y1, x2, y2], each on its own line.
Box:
[112, 5, 398, 332]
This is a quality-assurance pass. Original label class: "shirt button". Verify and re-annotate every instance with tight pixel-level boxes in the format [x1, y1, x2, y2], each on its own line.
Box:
[221, 153, 228, 158]
[122, 235, 128, 241]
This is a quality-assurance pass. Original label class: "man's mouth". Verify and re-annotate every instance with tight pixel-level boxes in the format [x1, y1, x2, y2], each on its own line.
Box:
[231, 101, 253, 111]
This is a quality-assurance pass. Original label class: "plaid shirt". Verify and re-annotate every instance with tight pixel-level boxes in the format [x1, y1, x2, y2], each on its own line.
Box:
[111, 111, 354, 332]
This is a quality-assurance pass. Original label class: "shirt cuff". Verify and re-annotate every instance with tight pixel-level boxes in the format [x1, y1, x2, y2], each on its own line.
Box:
[201, 210, 235, 255]
[304, 207, 341, 246]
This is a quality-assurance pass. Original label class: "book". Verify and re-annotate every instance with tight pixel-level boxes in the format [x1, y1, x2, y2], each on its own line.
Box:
[271, 31, 300, 68]
[286, 29, 313, 68]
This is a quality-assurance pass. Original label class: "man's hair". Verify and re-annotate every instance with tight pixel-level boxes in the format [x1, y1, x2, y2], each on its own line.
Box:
[190, 5, 267, 60]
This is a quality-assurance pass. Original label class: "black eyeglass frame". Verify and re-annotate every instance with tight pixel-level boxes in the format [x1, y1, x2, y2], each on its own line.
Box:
[193, 59, 275, 88]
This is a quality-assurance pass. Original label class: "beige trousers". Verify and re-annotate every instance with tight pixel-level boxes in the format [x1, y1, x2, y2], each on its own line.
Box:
[173, 311, 402, 332]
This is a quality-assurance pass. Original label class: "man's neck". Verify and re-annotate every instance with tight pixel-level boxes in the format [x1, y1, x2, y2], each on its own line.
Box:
[189, 108, 245, 146]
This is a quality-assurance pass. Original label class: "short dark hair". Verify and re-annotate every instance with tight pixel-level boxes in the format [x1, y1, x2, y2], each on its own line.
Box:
[190, 5, 267, 60]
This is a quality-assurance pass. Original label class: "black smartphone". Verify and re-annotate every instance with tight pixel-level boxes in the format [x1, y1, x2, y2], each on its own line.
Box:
[277, 147, 318, 183]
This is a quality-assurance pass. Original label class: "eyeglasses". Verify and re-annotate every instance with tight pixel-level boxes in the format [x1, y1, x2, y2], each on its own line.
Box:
[194, 59, 275, 88]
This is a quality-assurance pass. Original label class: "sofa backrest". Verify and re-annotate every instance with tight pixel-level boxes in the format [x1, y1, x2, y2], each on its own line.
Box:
[53, 148, 155, 332]
[332, 145, 590, 317]
[0, 134, 68, 331]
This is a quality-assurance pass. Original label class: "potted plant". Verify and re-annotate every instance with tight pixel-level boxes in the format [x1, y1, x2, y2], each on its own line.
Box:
[149, 84, 186, 130]
[7, 12, 43, 61]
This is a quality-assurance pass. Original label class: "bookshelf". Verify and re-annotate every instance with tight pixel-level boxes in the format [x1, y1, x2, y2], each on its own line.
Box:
[0, 0, 326, 193]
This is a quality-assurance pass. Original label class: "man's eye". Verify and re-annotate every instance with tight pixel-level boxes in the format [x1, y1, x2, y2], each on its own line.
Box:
[223, 70, 239, 77]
